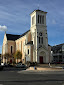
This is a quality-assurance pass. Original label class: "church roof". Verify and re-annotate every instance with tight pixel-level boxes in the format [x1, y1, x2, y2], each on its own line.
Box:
[30, 9, 47, 15]
[6, 34, 20, 41]
[35, 9, 47, 13]
[48, 44, 51, 46]
[6, 30, 30, 41]
[19, 30, 30, 38]
[26, 41, 33, 45]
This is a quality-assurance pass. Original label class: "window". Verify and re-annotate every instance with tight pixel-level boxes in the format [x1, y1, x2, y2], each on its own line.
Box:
[42, 16, 44, 24]
[39, 37, 43, 44]
[11, 46, 13, 54]
[41, 37, 43, 44]
[40, 15, 41, 24]
[28, 49, 29, 54]
[32, 16, 35, 25]
[39, 37, 40, 44]
[38, 15, 44, 24]
[38, 15, 39, 23]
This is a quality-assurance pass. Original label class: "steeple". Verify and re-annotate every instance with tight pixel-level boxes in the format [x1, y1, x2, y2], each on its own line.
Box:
[30, 9, 47, 28]
[5, 31, 6, 34]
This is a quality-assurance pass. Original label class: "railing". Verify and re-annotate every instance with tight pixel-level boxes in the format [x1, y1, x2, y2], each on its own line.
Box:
[52, 53, 62, 56]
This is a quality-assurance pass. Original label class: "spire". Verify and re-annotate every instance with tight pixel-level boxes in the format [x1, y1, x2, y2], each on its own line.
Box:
[37, 4, 39, 10]
[5, 31, 6, 34]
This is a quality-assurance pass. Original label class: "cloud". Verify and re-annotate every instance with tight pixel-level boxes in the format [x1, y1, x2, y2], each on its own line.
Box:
[0, 25, 7, 31]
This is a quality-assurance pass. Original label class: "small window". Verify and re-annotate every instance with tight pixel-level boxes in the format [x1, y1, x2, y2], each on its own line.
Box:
[32, 16, 35, 25]
[41, 37, 43, 44]
[28, 49, 29, 54]
[39, 37, 40, 44]
[40, 15, 41, 24]
[11, 46, 13, 54]
[38, 15, 39, 23]
[42, 16, 44, 24]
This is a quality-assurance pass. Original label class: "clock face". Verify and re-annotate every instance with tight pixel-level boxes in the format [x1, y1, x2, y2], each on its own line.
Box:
[39, 32, 42, 36]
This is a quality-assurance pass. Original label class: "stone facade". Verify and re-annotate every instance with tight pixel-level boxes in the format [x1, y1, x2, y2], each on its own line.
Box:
[2, 10, 52, 64]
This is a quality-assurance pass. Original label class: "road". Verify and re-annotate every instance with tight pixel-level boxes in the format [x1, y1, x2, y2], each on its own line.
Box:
[0, 68, 64, 85]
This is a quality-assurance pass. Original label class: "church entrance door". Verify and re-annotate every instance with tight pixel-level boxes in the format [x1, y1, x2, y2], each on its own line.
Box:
[39, 56, 43, 64]
[10, 59, 12, 63]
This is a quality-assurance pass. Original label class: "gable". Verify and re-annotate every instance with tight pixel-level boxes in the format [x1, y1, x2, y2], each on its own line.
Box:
[3, 33, 7, 44]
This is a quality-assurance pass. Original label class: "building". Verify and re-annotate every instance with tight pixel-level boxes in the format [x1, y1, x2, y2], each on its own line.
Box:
[0, 54, 1, 65]
[2, 9, 52, 64]
[51, 43, 64, 63]
[0, 54, 1, 57]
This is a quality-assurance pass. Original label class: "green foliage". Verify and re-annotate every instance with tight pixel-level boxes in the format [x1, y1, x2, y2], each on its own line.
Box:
[14, 50, 22, 59]
[4, 53, 10, 58]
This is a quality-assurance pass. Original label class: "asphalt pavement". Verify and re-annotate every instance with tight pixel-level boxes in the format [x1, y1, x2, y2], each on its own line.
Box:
[0, 67, 64, 85]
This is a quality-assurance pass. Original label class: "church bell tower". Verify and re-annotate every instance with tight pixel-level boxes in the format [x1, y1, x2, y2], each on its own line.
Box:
[30, 9, 49, 63]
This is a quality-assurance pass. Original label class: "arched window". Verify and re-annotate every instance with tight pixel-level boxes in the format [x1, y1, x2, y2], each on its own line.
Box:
[41, 37, 43, 44]
[39, 37, 40, 44]
[39, 37, 43, 44]
[42, 16, 44, 24]
[38, 15, 39, 23]
[11, 46, 13, 54]
[32, 16, 35, 25]
[40, 15, 41, 24]
[28, 49, 29, 54]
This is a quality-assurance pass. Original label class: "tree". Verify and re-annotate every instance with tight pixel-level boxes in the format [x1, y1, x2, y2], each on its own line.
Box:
[3, 53, 11, 63]
[14, 51, 22, 63]
[4, 53, 10, 59]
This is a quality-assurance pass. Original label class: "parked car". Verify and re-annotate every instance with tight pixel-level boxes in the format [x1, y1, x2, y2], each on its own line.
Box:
[1, 62, 4, 66]
[15, 63, 26, 68]
[56, 62, 61, 64]
[51, 61, 57, 64]
[0, 65, 4, 71]
[4, 63, 13, 67]
[60, 62, 64, 64]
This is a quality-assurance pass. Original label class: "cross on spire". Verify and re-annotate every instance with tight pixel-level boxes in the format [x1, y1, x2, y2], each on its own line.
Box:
[37, 4, 39, 10]
[5, 31, 6, 34]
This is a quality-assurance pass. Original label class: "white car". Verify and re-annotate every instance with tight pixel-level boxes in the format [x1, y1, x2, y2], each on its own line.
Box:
[16, 63, 26, 68]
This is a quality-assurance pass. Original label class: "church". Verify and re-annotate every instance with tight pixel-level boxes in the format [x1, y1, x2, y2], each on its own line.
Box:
[2, 9, 52, 64]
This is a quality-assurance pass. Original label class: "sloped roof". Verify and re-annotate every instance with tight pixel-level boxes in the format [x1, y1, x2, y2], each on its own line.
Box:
[19, 30, 30, 38]
[48, 44, 51, 46]
[6, 30, 30, 41]
[35, 9, 47, 13]
[26, 41, 33, 45]
[30, 9, 47, 15]
[51, 43, 64, 51]
[6, 34, 20, 41]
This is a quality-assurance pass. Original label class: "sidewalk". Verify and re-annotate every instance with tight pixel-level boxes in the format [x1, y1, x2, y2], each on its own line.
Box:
[26, 66, 64, 71]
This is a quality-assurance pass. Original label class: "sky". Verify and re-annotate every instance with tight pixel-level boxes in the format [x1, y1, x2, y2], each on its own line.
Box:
[0, 0, 64, 53]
